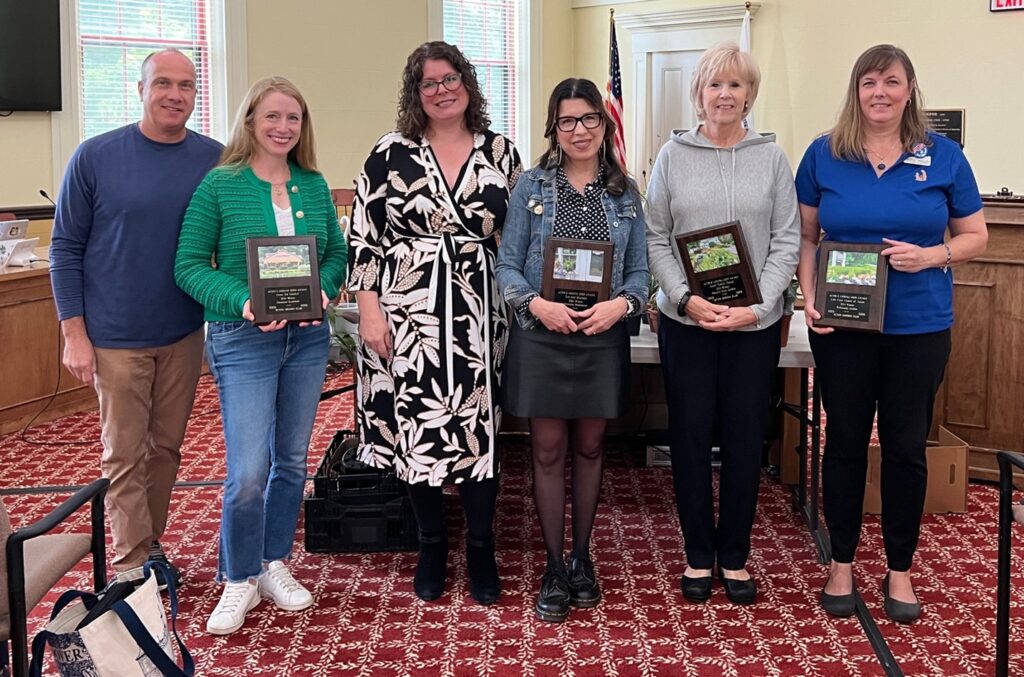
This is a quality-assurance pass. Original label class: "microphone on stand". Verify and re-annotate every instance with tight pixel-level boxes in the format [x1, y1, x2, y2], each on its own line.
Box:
[39, 189, 56, 206]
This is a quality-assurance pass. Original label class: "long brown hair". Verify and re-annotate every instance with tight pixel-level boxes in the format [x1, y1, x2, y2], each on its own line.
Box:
[396, 41, 490, 140]
[220, 76, 318, 171]
[829, 44, 930, 161]
[537, 78, 630, 197]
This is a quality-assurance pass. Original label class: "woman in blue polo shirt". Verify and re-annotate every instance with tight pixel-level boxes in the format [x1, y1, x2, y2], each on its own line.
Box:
[795, 44, 987, 624]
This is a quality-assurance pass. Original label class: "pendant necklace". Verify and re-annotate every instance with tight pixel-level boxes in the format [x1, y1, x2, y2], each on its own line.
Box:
[865, 139, 901, 172]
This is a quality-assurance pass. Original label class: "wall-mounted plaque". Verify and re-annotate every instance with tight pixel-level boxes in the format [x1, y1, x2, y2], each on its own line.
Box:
[925, 109, 965, 148]
[245, 235, 322, 323]
[675, 221, 762, 307]
[815, 241, 888, 332]
[541, 238, 613, 311]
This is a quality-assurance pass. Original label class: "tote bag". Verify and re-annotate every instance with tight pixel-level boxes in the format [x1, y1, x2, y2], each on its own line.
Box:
[30, 561, 193, 677]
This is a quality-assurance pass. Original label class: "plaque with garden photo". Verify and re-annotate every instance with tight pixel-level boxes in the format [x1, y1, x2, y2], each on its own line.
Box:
[245, 235, 322, 323]
[675, 221, 762, 307]
[814, 241, 888, 332]
[541, 238, 614, 312]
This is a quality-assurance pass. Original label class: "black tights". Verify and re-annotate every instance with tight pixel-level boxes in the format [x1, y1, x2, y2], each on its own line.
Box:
[404, 478, 499, 541]
[530, 417, 607, 568]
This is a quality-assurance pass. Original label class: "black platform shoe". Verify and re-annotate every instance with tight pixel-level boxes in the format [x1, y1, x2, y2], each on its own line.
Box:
[568, 556, 601, 608]
[718, 568, 757, 605]
[413, 532, 448, 601]
[535, 564, 571, 623]
[881, 573, 920, 624]
[680, 573, 713, 602]
[466, 537, 501, 605]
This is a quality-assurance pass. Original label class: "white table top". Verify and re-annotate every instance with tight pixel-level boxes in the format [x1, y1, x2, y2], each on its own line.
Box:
[631, 310, 814, 369]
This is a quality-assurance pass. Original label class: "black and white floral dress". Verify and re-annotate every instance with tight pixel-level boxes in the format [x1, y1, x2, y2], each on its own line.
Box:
[348, 130, 522, 486]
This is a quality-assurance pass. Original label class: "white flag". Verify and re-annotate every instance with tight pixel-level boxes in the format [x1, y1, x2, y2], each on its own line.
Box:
[739, 9, 755, 130]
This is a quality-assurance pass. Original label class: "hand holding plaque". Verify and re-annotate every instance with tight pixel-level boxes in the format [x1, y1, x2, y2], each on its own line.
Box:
[540, 238, 613, 312]
[814, 241, 888, 332]
[675, 221, 762, 307]
[245, 235, 323, 324]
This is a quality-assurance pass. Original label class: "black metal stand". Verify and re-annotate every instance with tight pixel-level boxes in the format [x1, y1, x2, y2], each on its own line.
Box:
[781, 366, 829, 564]
[996, 451, 1024, 677]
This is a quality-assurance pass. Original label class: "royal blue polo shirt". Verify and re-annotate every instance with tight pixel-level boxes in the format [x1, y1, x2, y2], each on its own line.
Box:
[795, 132, 982, 334]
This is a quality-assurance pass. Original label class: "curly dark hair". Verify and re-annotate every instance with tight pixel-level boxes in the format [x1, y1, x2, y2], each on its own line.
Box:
[396, 41, 490, 139]
[538, 78, 631, 197]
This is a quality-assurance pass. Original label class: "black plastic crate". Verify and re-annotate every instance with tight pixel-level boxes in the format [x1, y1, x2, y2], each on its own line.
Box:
[304, 430, 418, 552]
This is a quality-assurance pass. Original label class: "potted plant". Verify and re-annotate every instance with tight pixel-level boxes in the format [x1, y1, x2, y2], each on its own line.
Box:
[645, 273, 660, 334]
[780, 277, 799, 347]
[326, 301, 359, 364]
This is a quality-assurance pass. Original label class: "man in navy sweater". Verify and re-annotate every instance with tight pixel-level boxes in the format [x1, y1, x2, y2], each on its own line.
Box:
[50, 49, 223, 585]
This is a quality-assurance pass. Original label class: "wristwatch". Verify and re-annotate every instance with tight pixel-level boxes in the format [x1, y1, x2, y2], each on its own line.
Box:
[676, 291, 692, 316]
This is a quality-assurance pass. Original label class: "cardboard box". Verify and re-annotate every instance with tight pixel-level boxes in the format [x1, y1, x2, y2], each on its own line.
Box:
[863, 426, 968, 514]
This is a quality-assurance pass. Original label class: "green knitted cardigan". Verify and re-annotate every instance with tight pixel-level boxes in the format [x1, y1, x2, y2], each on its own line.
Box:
[175, 163, 348, 321]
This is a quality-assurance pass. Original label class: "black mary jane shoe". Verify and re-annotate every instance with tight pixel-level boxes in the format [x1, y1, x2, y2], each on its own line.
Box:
[881, 573, 920, 624]
[466, 537, 501, 606]
[819, 577, 858, 618]
[568, 556, 601, 608]
[680, 573, 713, 603]
[718, 568, 757, 605]
[535, 565, 571, 623]
[413, 532, 448, 601]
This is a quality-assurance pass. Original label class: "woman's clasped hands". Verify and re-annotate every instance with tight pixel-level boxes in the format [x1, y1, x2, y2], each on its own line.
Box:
[529, 296, 629, 336]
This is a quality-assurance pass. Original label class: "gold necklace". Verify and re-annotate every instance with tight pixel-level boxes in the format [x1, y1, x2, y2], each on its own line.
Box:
[272, 183, 286, 197]
[864, 138, 902, 171]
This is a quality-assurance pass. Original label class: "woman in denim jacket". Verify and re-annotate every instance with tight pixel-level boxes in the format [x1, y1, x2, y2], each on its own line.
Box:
[496, 78, 647, 623]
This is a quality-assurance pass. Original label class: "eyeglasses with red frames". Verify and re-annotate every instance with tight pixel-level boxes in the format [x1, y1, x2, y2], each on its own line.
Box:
[418, 73, 463, 96]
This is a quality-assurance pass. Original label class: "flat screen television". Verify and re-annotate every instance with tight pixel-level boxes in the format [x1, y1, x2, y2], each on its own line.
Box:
[0, 0, 62, 111]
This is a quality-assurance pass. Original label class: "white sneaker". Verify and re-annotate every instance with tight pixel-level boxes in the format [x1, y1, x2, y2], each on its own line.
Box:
[206, 580, 260, 635]
[258, 560, 313, 611]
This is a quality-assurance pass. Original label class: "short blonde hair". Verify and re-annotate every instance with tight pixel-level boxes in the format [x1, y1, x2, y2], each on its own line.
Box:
[689, 41, 761, 122]
[220, 76, 318, 171]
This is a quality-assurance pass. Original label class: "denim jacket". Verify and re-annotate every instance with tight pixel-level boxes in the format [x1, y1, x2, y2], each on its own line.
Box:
[496, 165, 649, 329]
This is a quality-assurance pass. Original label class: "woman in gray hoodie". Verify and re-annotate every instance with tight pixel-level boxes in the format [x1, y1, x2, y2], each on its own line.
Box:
[645, 41, 800, 605]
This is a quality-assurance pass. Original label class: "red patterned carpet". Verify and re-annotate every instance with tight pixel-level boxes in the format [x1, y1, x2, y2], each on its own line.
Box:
[3, 367, 1024, 676]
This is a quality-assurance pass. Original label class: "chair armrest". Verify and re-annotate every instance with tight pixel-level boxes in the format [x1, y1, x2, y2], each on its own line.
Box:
[997, 451, 1024, 475]
[7, 477, 109, 547]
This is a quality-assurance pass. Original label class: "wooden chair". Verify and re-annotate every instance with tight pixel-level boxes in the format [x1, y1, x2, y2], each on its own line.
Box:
[1, 478, 109, 677]
[330, 188, 356, 233]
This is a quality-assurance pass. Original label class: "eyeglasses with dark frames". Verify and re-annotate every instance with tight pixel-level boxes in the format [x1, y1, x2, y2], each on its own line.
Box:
[418, 72, 463, 96]
[555, 113, 603, 133]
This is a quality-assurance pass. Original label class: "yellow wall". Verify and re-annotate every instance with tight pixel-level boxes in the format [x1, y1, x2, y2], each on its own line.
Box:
[572, 0, 1024, 193]
[0, 113, 54, 206]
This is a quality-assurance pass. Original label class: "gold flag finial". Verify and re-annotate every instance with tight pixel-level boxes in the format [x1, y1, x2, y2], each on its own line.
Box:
[610, 8, 615, 19]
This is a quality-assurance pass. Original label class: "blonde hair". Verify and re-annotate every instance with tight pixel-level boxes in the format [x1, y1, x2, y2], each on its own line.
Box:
[690, 41, 761, 122]
[829, 44, 930, 161]
[220, 76, 318, 171]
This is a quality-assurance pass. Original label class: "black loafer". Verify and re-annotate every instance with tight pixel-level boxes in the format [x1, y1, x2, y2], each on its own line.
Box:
[881, 573, 920, 624]
[568, 556, 601, 608]
[535, 565, 571, 623]
[718, 568, 757, 605]
[413, 532, 448, 601]
[680, 574, 713, 602]
[820, 580, 857, 618]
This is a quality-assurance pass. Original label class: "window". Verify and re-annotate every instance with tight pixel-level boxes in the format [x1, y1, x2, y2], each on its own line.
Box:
[75, 0, 221, 140]
[442, 0, 524, 144]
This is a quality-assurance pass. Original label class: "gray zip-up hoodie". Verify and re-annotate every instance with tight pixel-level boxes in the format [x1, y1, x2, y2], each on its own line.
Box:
[645, 127, 800, 330]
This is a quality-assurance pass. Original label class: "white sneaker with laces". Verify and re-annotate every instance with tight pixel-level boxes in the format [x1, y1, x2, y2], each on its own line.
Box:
[258, 560, 313, 611]
[206, 580, 260, 635]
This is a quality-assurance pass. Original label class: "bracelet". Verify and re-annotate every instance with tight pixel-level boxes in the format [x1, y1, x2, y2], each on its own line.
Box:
[942, 243, 952, 272]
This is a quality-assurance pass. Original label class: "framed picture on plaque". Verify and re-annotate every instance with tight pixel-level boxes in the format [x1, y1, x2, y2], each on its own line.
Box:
[245, 235, 323, 323]
[815, 241, 888, 332]
[675, 221, 762, 307]
[541, 238, 613, 311]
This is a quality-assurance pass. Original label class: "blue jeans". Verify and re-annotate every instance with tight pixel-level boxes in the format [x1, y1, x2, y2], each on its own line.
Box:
[205, 320, 330, 582]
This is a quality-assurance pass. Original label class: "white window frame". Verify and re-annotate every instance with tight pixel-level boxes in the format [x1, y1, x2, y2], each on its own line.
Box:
[427, 0, 537, 161]
[50, 0, 248, 192]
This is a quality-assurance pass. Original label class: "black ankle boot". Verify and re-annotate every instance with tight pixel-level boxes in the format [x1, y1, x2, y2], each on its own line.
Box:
[466, 537, 501, 605]
[413, 531, 448, 601]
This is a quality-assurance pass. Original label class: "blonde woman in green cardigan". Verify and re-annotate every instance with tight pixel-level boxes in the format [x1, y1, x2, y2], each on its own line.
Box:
[175, 76, 347, 635]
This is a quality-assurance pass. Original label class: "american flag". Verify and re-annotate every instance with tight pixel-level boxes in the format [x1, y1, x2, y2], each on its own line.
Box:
[605, 11, 627, 171]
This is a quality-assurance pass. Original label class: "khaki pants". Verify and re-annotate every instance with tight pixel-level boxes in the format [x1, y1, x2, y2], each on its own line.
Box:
[93, 328, 204, 571]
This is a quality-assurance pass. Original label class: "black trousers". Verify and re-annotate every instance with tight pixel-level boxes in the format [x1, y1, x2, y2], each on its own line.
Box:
[658, 315, 781, 570]
[809, 328, 950, 571]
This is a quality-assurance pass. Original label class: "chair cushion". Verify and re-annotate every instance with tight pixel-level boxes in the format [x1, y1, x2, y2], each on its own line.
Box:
[23, 533, 93, 612]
